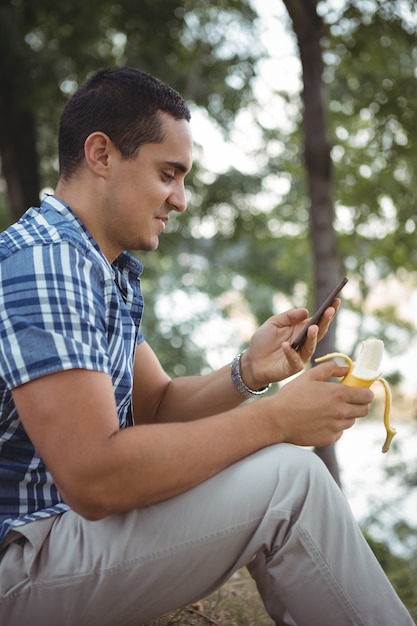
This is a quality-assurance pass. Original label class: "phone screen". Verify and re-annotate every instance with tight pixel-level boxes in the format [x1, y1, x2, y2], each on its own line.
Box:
[291, 276, 348, 351]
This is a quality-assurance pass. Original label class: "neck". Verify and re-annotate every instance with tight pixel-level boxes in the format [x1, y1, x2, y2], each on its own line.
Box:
[54, 177, 120, 264]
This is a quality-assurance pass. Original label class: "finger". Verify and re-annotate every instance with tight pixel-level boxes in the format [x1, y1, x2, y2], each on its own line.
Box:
[295, 324, 319, 361]
[281, 341, 305, 370]
[341, 417, 357, 430]
[316, 305, 338, 339]
[343, 385, 374, 406]
[336, 422, 352, 438]
[311, 360, 350, 380]
[269, 308, 309, 329]
[305, 323, 319, 345]
[330, 297, 341, 314]
[286, 308, 309, 324]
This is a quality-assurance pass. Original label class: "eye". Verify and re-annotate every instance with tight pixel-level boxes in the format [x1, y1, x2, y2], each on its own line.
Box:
[163, 171, 176, 182]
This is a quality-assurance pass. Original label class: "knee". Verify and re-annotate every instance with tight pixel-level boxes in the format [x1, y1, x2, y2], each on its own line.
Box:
[263, 443, 329, 480]
[259, 444, 339, 505]
[223, 445, 339, 520]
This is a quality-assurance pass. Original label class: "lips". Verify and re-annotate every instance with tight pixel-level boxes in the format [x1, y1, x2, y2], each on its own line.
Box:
[155, 217, 167, 231]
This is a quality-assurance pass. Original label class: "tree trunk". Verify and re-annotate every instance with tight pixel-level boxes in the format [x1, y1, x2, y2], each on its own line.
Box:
[0, 95, 40, 222]
[0, 3, 41, 223]
[282, 0, 342, 486]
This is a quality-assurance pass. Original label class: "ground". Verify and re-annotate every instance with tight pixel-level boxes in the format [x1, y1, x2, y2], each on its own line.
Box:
[139, 567, 274, 626]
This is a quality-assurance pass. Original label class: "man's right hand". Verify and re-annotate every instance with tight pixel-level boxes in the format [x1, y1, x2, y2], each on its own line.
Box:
[264, 360, 374, 448]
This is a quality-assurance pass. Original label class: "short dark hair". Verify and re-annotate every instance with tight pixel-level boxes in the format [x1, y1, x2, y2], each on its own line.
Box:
[58, 66, 191, 180]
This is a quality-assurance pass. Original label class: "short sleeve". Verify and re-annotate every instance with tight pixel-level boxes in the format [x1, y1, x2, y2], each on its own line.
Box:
[0, 242, 111, 388]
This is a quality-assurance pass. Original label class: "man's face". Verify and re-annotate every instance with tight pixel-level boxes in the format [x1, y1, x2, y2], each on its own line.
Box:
[102, 112, 193, 260]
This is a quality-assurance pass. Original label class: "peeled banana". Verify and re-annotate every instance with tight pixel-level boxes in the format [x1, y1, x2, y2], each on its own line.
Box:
[315, 339, 396, 453]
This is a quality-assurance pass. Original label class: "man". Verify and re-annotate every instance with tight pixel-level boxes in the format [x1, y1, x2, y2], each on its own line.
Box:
[0, 67, 413, 626]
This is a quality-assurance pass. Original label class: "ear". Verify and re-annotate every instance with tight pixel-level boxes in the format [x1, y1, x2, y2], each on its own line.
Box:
[84, 132, 115, 178]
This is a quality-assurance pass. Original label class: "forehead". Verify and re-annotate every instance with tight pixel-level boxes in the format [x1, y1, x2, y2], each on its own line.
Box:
[154, 113, 193, 173]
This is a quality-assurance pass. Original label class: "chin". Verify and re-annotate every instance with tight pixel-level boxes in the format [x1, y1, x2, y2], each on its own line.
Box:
[134, 238, 159, 252]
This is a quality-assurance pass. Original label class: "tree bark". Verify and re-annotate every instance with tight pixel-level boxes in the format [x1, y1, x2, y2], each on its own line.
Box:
[0, 3, 41, 223]
[0, 95, 40, 222]
[282, 0, 342, 486]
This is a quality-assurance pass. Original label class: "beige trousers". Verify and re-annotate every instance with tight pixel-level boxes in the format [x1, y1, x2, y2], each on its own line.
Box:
[0, 444, 414, 626]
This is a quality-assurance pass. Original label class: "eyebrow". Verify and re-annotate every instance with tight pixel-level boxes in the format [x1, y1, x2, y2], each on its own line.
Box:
[165, 161, 190, 174]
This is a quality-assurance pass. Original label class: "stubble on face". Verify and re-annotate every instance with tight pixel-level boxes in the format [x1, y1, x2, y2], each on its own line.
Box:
[101, 115, 193, 260]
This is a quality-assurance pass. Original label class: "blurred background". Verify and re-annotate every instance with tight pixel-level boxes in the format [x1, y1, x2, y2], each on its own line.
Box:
[0, 0, 416, 618]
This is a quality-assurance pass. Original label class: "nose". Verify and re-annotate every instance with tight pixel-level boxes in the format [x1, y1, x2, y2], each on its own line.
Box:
[167, 182, 187, 213]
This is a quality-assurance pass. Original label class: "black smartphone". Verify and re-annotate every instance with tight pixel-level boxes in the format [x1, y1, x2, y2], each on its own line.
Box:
[290, 276, 349, 351]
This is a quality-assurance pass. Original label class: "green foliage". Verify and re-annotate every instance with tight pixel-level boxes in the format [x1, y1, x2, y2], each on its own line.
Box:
[364, 532, 417, 621]
[359, 443, 417, 620]
[0, 0, 261, 198]
[322, 2, 417, 274]
[1, 0, 417, 374]
[0, 0, 266, 368]
[266, 0, 417, 361]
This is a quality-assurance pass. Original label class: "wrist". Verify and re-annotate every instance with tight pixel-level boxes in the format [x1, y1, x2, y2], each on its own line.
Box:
[231, 350, 271, 399]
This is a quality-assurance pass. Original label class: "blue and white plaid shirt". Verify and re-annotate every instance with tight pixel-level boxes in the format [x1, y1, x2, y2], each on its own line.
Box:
[0, 195, 144, 543]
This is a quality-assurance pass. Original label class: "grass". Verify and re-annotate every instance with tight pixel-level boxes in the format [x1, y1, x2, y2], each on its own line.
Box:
[139, 567, 274, 626]
[139, 562, 417, 626]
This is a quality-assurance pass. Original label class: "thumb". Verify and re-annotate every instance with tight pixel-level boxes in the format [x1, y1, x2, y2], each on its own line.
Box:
[312, 360, 349, 381]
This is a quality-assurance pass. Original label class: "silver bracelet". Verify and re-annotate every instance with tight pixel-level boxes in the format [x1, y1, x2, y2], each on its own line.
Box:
[231, 350, 271, 399]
